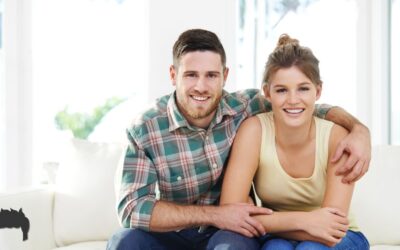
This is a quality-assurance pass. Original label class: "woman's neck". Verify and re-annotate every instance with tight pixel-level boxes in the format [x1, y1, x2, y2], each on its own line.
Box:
[274, 116, 315, 149]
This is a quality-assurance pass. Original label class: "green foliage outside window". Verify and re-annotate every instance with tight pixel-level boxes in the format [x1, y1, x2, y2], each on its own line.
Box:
[54, 96, 125, 139]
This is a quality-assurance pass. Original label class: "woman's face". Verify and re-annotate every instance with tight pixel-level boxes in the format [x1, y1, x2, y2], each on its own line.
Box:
[264, 65, 321, 128]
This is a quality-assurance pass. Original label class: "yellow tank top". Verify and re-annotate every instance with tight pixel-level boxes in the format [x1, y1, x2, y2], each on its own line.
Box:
[254, 112, 358, 230]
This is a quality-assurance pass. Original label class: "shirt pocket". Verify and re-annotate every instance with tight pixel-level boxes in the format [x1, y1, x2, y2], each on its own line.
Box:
[158, 167, 192, 203]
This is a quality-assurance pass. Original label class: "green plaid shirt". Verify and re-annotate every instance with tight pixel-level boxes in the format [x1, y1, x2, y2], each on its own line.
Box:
[117, 88, 330, 231]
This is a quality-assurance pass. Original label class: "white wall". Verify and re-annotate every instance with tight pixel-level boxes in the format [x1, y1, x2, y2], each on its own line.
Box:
[147, 0, 238, 100]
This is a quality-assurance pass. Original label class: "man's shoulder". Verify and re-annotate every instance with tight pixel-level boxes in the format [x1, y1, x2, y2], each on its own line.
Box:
[223, 88, 267, 112]
[128, 94, 171, 132]
[228, 88, 261, 100]
[222, 88, 260, 106]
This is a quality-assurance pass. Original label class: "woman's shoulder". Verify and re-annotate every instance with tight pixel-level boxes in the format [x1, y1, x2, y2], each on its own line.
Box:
[331, 123, 349, 138]
[315, 117, 347, 136]
[240, 115, 262, 130]
[329, 123, 349, 148]
[237, 113, 270, 138]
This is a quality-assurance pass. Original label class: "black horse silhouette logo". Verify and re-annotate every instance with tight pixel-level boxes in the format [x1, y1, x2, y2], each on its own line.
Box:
[0, 208, 30, 241]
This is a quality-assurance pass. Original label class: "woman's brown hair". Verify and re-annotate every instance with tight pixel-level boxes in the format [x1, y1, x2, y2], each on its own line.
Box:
[262, 34, 322, 88]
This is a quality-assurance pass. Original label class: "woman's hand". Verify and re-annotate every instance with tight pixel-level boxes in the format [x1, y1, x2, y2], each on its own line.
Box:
[302, 207, 349, 246]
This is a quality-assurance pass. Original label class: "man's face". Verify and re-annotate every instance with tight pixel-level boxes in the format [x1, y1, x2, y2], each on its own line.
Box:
[170, 51, 229, 128]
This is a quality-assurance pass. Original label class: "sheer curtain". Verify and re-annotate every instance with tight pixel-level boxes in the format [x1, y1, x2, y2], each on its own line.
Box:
[391, 0, 399, 144]
[0, 0, 5, 189]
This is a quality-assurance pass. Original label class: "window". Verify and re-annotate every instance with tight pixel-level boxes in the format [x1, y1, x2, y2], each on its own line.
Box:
[0, 0, 4, 189]
[237, 0, 357, 114]
[391, 0, 399, 144]
[31, 0, 149, 184]
[238, 0, 398, 145]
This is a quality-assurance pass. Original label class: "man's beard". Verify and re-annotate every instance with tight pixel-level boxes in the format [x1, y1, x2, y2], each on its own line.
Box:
[177, 93, 222, 120]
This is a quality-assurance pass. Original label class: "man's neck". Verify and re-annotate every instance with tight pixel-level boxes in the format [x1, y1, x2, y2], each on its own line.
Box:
[186, 111, 216, 129]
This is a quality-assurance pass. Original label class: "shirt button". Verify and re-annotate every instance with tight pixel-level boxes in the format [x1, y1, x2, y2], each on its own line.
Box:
[212, 163, 218, 169]
[177, 176, 182, 181]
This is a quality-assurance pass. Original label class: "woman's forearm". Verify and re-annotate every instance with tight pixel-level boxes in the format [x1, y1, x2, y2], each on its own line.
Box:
[255, 207, 348, 246]
[254, 211, 306, 233]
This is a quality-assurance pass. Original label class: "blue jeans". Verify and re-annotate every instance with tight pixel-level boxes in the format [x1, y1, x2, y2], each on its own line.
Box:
[106, 228, 259, 250]
[259, 230, 369, 250]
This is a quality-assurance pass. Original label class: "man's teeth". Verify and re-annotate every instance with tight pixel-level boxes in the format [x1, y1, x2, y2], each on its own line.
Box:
[192, 96, 208, 101]
[284, 109, 303, 114]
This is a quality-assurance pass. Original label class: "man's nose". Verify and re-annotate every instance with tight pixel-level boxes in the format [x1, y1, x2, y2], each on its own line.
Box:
[194, 77, 208, 92]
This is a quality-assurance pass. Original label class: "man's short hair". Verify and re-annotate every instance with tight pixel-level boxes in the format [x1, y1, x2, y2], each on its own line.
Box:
[172, 29, 226, 68]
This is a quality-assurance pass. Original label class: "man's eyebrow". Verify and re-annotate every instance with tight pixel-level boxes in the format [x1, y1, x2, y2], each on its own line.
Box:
[207, 71, 221, 74]
[182, 70, 221, 75]
[183, 70, 198, 74]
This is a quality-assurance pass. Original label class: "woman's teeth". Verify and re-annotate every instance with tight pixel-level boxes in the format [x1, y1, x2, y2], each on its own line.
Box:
[284, 109, 304, 114]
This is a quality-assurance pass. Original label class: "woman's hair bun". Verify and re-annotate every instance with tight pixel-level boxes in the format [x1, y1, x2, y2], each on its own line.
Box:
[277, 34, 299, 48]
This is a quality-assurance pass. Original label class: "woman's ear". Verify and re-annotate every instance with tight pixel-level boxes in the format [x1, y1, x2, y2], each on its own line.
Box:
[263, 84, 272, 102]
[316, 83, 322, 100]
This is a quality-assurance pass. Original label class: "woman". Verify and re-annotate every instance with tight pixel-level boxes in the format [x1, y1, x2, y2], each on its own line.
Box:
[220, 34, 369, 249]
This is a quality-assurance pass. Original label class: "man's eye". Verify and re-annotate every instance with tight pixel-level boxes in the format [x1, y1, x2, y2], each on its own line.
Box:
[208, 74, 218, 78]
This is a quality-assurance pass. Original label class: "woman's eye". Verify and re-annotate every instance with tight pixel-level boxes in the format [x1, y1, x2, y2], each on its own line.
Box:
[276, 89, 286, 93]
[299, 87, 310, 91]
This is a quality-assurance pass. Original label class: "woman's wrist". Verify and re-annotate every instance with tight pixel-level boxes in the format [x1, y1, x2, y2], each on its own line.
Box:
[292, 211, 309, 231]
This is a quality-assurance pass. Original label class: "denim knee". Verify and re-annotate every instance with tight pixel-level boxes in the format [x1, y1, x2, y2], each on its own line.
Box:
[107, 228, 162, 250]
[296, 241, 330, 250]
[207, 230, 259, 250]
[333, 230, 370, 250]
[261, 238, 295, 250]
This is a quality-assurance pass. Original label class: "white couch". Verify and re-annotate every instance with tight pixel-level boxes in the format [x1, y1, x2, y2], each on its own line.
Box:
[0, 140, 399, 250]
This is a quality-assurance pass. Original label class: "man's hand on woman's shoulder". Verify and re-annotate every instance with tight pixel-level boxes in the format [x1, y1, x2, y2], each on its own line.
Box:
[331, 123, 371, 183]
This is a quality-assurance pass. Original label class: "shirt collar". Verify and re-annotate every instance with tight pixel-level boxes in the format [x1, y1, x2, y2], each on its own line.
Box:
[167, 90, 246, 132]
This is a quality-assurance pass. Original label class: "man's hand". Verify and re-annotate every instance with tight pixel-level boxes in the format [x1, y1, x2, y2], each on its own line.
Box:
[211, 203, 272, 238]
[331, 123, 371, 183]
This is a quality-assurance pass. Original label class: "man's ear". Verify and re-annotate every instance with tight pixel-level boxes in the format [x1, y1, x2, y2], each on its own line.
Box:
[223, 67, 229, 86]
[316, 83, 322, 100]
[170, 65, 177, 86]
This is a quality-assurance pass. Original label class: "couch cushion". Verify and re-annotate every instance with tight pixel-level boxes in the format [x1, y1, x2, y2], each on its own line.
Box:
[0, 188, 55, 250]
[53, 139, 126, 246]
[370, 246, 400, 250]
[52, 241, 107, 250]
[351, 145, 400, 246]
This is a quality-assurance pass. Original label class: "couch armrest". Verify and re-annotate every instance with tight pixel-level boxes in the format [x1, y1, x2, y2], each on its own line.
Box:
[0, 186, 56, 250]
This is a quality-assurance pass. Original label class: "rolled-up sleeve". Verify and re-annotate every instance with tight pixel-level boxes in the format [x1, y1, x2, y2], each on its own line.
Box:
[116, 129, 158, 231]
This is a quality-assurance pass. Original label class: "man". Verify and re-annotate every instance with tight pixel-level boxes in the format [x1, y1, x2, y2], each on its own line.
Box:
[107, 29, 371, 250]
